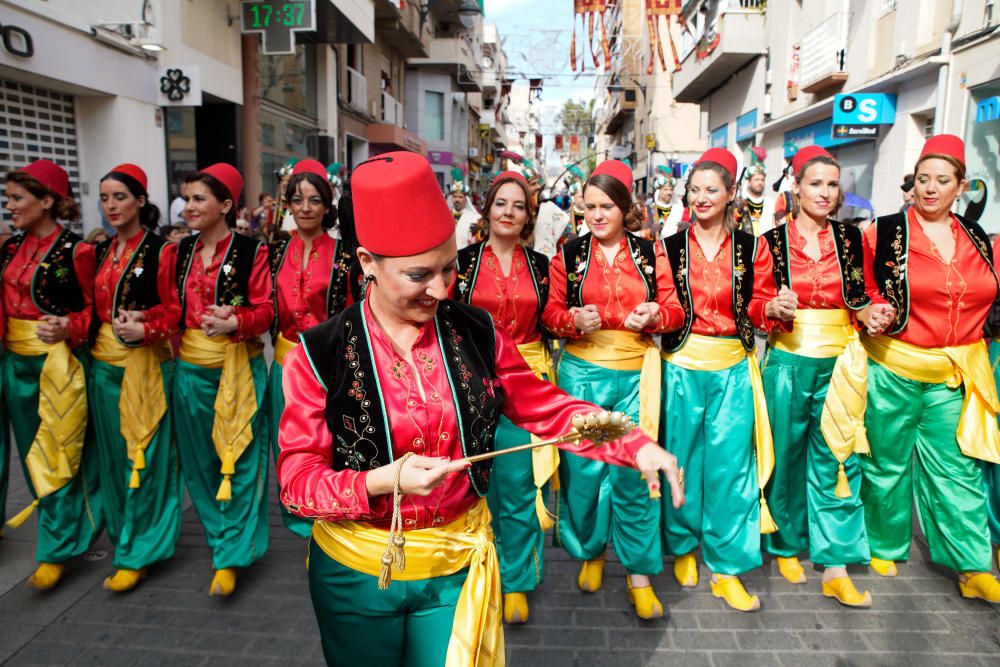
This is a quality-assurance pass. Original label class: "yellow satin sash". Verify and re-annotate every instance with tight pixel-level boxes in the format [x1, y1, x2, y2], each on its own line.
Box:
[312, 499, 503, 667]
[92, 323, 171, 490]
[273, 332, 298, 366]
[516, 340, 559, 531]
[863, 334, 1000, 464]
[5, 318, 88, 527]
[662, 333, 777, 534]
[563, 330, 661, 439]
[179, 328, 264, 501]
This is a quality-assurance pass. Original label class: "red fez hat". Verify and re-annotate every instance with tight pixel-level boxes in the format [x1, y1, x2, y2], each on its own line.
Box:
[292, 159, 328, 180]
[352, 151, 455, 257]
[18, 159, 70, 199]
[696, 148, 738, 181]
[199, 163, 243, 203]
[592, 159, 633, 190]
[919, 134, 965, 166]
[791, 145, 834, 177]
[109, 163, 148, 191]
[491, 170, 529, 189]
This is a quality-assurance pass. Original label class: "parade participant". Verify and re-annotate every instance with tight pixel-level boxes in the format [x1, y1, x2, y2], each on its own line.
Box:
[659, 147, 794, 612]
[91, 164, 183, 592]
[522, 160, 572, 258]
[988, 235, 1000, 568]
[277, 151, 683, 665]
[326, 162, 345, 235]
[759, 146, 879, 607]
[734, 159, 775, 236]
[2, 159, 103, 590]
[268, 159, 351, 538]
[275, 158, 299, 235]
[565, 164, 588, 235]
[452, 170, 550, 624]
[542, 159, 685, 619]
[860, 134, 1000, 602]
[173, 163, 274, 596]
[449, 168, 478, 248]
[650, 166, 681, 239]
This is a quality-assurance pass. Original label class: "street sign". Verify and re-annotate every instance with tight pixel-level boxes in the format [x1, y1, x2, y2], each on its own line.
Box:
[241, 0, 316, 55]
[832, 93, 896, 125]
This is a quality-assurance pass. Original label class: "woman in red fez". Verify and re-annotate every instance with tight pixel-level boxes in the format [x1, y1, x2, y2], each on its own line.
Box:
[2, 159, 103, 590]
[173, 163, 274, 597]
[89, 164, 183, 592]
[267, 158, 351, 539]
[659, 148, 794, 612]
[861, 134, 1000, 601]
[277, 152, 683, 665]
[451, 170, 550, 624]
[542, 159, 686, 619]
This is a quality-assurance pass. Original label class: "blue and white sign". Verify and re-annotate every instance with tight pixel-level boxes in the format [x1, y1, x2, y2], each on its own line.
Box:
[710, 124, 728, 148]
[976, 96, 1000, 124]
[833, 93, 897, 125]
[784, 117, 855, 158]
[736, 109, 757, 142]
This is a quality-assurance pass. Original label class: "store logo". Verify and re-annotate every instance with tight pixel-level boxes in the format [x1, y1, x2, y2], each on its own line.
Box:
[976, 96, 1000, 124]
[160, 69, 191, 102]
[0, 22, 34, 58]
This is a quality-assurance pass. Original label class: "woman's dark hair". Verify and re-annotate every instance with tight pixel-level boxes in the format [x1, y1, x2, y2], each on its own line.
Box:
[182, 171, 237, 227]
[284, 172, 336, 229]
[101, 171, 161, 230]
[477, 175, 536, 242]
[5, 170, 81, 222]
[683, 162, 737, 231]
[159, 224, 177, 238]
[582, 173, 644, 232]
[794, 155, 845, 216]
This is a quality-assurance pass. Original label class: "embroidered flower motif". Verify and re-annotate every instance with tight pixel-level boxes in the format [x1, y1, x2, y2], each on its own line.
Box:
[567, 273, 578, 282]
[54, 266, 69, 281]
[133, 267, 144, 277]
[576, 261, 587, 274]
[644, 265, 654, 275]
[458, 280, 468, 294]
[733, 266, 745, 278]
[64, 242, 73, 249]
[230, 295, 245, 306]
[850, 267, 863, 281]
[222, 263, 233, 275]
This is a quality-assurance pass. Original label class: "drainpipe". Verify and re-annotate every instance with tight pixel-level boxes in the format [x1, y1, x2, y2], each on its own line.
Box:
[934, 0, 965, 135]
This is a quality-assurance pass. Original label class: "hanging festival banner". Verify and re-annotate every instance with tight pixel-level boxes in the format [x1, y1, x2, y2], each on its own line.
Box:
[571, 0, 612, 72]
[645, 0, 684, 74]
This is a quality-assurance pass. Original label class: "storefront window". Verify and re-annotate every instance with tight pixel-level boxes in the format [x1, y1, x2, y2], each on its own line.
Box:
[259, 109, 318, 194]
[965, 79, 1000, 232]
[425, 91, 445, 141]
[259, 44, 317, 118]
[165, 108, 197, 200]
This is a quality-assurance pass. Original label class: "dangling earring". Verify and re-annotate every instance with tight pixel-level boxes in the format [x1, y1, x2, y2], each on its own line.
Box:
[363, 273, 376, 298]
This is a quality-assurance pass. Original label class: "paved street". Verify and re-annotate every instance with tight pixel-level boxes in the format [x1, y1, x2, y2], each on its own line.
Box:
[0, 450, 997, 667]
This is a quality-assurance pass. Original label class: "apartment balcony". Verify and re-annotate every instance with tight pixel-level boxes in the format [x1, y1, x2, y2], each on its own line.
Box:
[409, 36, 482, 92]
[672, 7, 765, 103]
[346, 66, 367, 114]
[381, 91, 403, 126]
[799, 13, 849, 94]
[374, 0, 429, 58]
[601, 88, 639, 135]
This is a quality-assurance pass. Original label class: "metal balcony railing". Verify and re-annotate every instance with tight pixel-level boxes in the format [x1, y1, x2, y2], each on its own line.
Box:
[799, 12, 848, 93]
[346, 66, 367, 114]
[381, 91, 403, 126]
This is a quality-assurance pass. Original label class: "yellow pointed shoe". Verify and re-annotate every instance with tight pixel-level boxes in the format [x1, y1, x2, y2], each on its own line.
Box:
[103, 568, 149, 593]
[28, 563, 66, 591]
[958, 573, 1000, 603]
[577, 555, 605, 593]
[626, 578, 664, 619]
[870, 557, 897, 577]
[777, 557, 807, 584]
[503, 592, 529, 624]
[710, 575, 760, 612]
[673, 553, 699, 588]
[209, 568, 237, 596]
[822, 576, 872, 608]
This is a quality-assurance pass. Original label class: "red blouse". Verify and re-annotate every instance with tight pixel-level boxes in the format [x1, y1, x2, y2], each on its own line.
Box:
[542, 235, 685, 339]
[277, 300, 654, 528]
[182, 232, 274, 341]
[94, 232, 181, 344]
[274, 232, 338, 342]
[2, 226, 95, 348]
[862, 210, 996, 348]
[457, 244, 542, 345]
[785, 218, 846, 310]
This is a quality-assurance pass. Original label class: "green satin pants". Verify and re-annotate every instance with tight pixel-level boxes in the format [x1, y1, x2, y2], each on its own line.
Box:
[267, 361, 312, 539]
[984, 340, 1000, 547]
[861, 359, 992, 573]
[554, 352, 662, 575]
[761, 347, 870, 566]
[3, 350, 103, 563]
[173, 356, 270, 569]
[89, 358, 183, 570]
[660, 358, 761, 576]
[308, 540, 465, 667]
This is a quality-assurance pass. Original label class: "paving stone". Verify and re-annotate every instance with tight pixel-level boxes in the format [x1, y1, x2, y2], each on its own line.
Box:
[735, 629, 803, 651]
[710, 651, 782, 667]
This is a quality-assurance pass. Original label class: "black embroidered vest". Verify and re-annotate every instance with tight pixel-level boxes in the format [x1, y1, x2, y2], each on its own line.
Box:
[0, 227, 85, 315]
[176, 233, 261, 327]
[761, 220, 869, 311]
[299, 300, 504, 496]
[660, 229, 756, 352]
[561, 232, 657, 308]
[455, 242, 549, 335]
[268, 236, 351, 336]
[90, 231, 167, 347]
[873, 212, 1000, 336]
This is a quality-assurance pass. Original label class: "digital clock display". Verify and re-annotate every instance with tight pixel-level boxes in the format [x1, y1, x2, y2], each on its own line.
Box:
[246, 1, 309, 29]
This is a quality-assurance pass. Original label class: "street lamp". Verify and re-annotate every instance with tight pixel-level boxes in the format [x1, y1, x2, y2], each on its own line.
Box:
[418, 0, 483, 35]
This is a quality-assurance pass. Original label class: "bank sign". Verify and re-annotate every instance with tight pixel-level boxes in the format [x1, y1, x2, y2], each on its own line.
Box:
[831, 93, 896, 139]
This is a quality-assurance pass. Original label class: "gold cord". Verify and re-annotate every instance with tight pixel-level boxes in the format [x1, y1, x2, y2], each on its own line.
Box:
[378, 452, 414, 590]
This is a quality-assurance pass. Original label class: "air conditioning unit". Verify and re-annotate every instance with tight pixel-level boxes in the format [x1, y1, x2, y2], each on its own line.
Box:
[622, 87, 639, 110]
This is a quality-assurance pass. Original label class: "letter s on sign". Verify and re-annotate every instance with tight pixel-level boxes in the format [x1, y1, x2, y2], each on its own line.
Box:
[857, 99, 878, 123]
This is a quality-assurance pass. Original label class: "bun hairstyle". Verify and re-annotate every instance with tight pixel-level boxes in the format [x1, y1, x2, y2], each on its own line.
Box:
[478, 174, 537, 241]
[285, 172, 337, 229]
[5, 170, 82, 222]
[182, 172, 237, 227]
[794, 154, 845, 216]
[684, 161, 737, 232]
[583, 173, 644, 232]
[101, 171, 161, 230]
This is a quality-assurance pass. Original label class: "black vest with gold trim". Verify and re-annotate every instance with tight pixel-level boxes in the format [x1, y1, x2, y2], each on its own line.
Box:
[91, 230, 167, 347]
[455, 242, 549, 336]
[0, 227, 85, 315]
[175, 232, 261, 327]
[561, 232, 657, 308]
[268, 236, 351, 336]
[299, 300, 504, 496]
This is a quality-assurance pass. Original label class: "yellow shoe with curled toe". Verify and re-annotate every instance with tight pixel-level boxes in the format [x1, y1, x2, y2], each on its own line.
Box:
[503, 592, 529, 624]
[673, 553, 698, 588]
[626, 578, 664, 619]
[103, 568, 149, 592]
[822, 576, 872, 608]
[958, 573, 1000, 603]
[577, 555, 605, 593]
[710, 575, 760, 612]
[28, 563, 66, 590]
[209, 568, 237, 596]
[777, 557, 807, 584]
[870, 557, 897, 577]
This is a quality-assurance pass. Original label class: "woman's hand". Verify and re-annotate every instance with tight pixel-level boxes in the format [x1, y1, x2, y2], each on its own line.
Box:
[572, 304, 602, 335]
[113, 311, 146, 344]
[634, 443, 685, 509]
[624, 302, 660, 332]
[201, 304, 238, 337]
[365, 455, 470, 498]
[857, 303, 896, 335]
[37, 315, 70, 344]
[765, 285, 798, 321]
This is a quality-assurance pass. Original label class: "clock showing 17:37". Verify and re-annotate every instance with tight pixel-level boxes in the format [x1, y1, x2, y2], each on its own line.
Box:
[241, 0, 316, 55]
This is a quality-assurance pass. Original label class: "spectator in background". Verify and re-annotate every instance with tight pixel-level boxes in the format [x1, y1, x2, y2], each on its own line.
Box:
[899, 173, 915, 214]
[86, 228, 110, 245]
[169, 194, 185, 225]
[251, 192, 273, 232]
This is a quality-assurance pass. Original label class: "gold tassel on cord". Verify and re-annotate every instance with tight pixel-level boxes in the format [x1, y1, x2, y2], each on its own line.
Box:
[378, 452, 413, 590]
[129, 468, 141, 490]
[7, 500, 39, 529]
[221, 447, 235, 475]
[535, 489, 555, 532]
[134, 448, 146, 471]
[216, 476, 232, 502]
[835, 463, 851, 499]
[759, 494, 778, 534]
